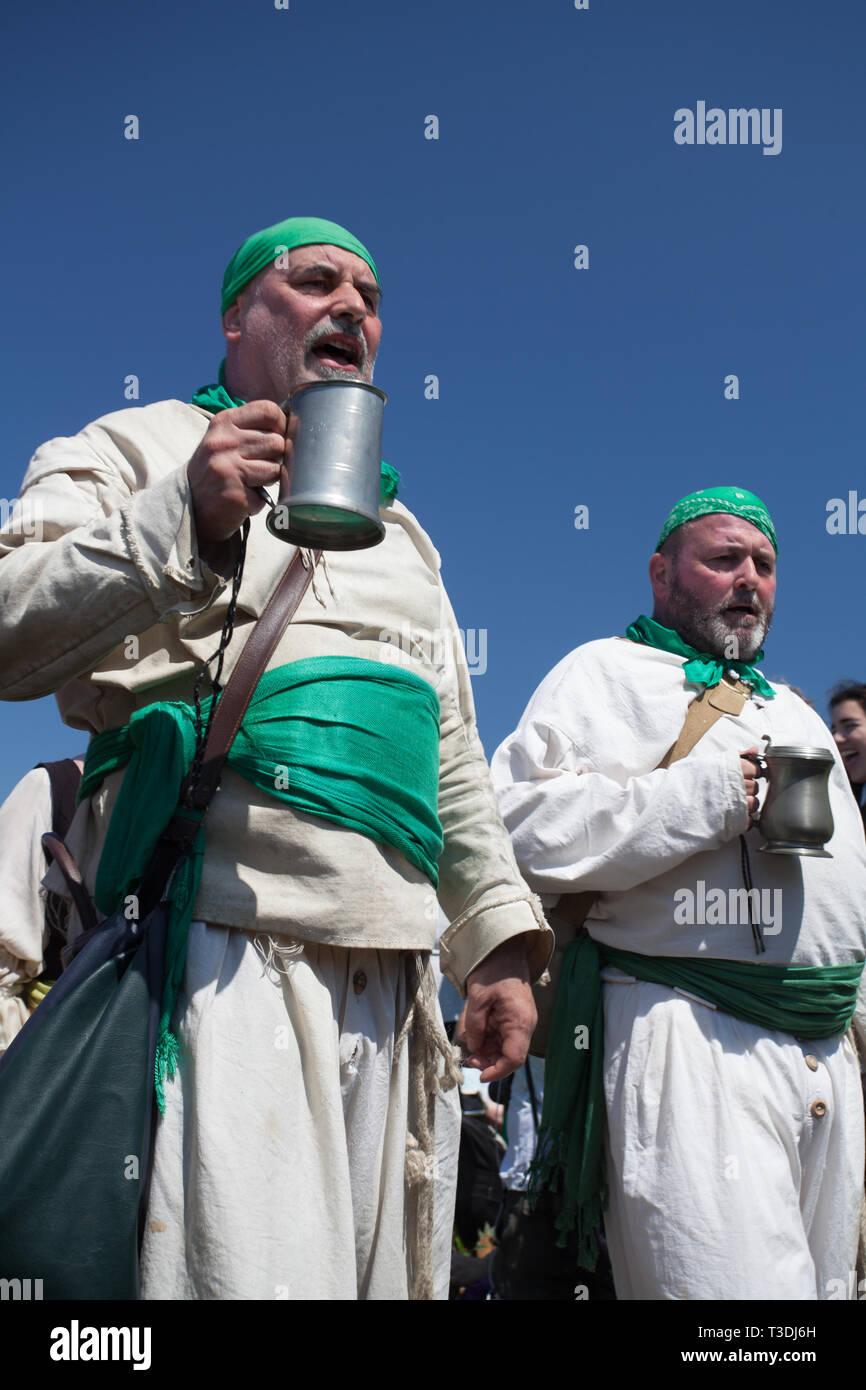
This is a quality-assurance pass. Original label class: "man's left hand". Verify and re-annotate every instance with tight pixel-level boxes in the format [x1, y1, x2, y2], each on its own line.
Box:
[457, 938, 536, 1084]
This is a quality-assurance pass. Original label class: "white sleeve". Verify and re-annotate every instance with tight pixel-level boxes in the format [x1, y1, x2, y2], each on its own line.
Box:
[433, 584, 552, 991]
[491, 709, 748, 897]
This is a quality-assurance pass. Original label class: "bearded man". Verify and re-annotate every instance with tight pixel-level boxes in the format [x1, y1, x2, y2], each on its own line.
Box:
[491, 486, 866, 1300]
[0, 216, 551, 1300]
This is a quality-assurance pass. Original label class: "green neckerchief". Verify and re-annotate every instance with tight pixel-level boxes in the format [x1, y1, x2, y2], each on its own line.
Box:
[81, 656, 442, 1111]
[626, 614, 775, 699]
[531, 932, 864, 1269]
[191, 371, 400, 505]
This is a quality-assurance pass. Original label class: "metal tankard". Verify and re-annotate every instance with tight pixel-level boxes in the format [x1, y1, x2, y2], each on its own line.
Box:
[264, 379, 388, 550]
[756, 740, 835, 857]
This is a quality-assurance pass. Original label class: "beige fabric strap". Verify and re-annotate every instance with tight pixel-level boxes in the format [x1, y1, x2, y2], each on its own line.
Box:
[657, 676, 749, 769]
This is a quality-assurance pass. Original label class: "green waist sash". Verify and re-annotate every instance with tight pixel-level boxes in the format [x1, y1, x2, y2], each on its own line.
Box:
[81, 655, 443, 1109]
[532, 933, 864, 1269]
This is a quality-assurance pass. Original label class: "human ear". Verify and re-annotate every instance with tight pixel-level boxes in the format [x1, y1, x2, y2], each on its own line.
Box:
[648, 551, 671, 602]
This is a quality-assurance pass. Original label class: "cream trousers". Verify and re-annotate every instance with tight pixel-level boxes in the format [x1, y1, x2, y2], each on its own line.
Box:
[140, 922, 461, 1300]
[601, 976, 864, 1300]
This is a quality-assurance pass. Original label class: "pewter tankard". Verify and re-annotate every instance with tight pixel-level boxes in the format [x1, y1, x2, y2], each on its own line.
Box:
[756, 741, 835, 857]
[265, 379, 387, 550]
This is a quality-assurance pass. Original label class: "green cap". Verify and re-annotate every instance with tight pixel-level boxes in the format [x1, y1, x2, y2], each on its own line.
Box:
[221, 216, 379, 314]
[656, 486, 778, 554]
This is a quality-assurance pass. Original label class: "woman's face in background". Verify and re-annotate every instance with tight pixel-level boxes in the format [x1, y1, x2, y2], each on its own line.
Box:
[832, 699, 866, 786]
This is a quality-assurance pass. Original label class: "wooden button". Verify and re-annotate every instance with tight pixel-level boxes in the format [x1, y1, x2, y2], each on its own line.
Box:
[804, 1055, 819, 1072]
[810, 1100, 827, 1118]
[353, 970, 367, 995]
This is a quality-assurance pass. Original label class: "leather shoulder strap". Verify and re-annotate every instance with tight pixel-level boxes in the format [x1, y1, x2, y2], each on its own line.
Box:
[43, 548, 324, 950]
[36, 758, 82, 840]
[41, 831, 99, 935]
[184, 547, 322, 810]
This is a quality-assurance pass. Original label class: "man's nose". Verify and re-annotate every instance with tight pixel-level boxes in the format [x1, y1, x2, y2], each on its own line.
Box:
[329, 280, 367, 323]
[833, 728, 846, 748]
[733, 558, 761, 590]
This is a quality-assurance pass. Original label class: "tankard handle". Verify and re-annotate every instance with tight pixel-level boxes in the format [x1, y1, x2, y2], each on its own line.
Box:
[255, 396, 294, 511]
[753, 733, 772, 777]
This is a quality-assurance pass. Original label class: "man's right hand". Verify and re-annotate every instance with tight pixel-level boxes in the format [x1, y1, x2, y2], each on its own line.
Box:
[740, 747, 763, 825]
[188, 400, 289, 550]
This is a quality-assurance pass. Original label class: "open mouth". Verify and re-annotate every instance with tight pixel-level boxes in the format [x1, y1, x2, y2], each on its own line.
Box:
[310, 335, 363, 371]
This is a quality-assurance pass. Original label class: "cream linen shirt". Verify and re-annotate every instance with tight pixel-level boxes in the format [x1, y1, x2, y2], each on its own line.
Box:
[0, 400, 551, 991]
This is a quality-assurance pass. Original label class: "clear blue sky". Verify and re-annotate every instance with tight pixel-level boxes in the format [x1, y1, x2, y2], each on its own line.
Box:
[1, 0, 864, 801]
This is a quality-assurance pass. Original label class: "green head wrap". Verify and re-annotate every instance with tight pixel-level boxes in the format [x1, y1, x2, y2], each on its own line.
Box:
[656, 486, 778, 555]
[221, 216, 379, 315]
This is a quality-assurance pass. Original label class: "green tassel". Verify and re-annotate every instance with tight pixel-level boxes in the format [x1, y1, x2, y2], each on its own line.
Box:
[154, 1027, 180, 1115]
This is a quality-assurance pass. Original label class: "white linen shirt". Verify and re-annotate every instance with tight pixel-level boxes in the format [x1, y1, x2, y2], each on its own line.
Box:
[490, 636, 866, 969]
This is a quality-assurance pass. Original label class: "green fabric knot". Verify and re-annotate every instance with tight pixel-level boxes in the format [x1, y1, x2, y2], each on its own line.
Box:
[625, 614, 776, 700]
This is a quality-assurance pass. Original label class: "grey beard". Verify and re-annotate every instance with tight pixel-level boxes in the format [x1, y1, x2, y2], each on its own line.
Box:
[666, 581, 772, 663]
[304, 320, 372, 382]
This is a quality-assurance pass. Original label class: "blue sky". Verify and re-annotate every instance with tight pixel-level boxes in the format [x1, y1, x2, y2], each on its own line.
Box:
[1, 0, 864, 801]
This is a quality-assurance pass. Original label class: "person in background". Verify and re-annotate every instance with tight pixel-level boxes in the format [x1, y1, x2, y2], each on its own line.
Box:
[831, 683, 866, 832]
[0, 758, 85, 1052]
[489, 1056, 615, 1300]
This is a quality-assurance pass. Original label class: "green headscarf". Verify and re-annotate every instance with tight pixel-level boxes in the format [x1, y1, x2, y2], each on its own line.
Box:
[221, 216, 379, 314]
[656, 486, 778, 554]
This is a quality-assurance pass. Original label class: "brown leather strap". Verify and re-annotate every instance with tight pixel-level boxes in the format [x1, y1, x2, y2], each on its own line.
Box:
[37, 759, 83, 840]
[184, 548, 321, 810]
[50, 548, 322, 953]
[41, 832, 99, 934]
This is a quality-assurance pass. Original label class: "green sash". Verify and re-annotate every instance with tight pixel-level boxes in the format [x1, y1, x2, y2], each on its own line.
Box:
[81, 655, 442, 1108]
[532, 932, 864, 1268]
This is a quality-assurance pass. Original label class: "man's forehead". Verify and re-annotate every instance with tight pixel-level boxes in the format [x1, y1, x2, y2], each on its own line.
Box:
[684, 512, 776, 558]
[286, 243, 378, 280]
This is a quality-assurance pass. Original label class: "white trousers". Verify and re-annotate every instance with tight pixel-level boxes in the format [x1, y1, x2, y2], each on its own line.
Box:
[602, 977, 864, 1300]
[139, 923, 461, 1301]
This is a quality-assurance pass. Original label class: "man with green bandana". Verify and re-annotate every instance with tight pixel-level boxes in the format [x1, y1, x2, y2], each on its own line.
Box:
[0, 215, 552, 1300]
[492, 486, 866, 1300]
